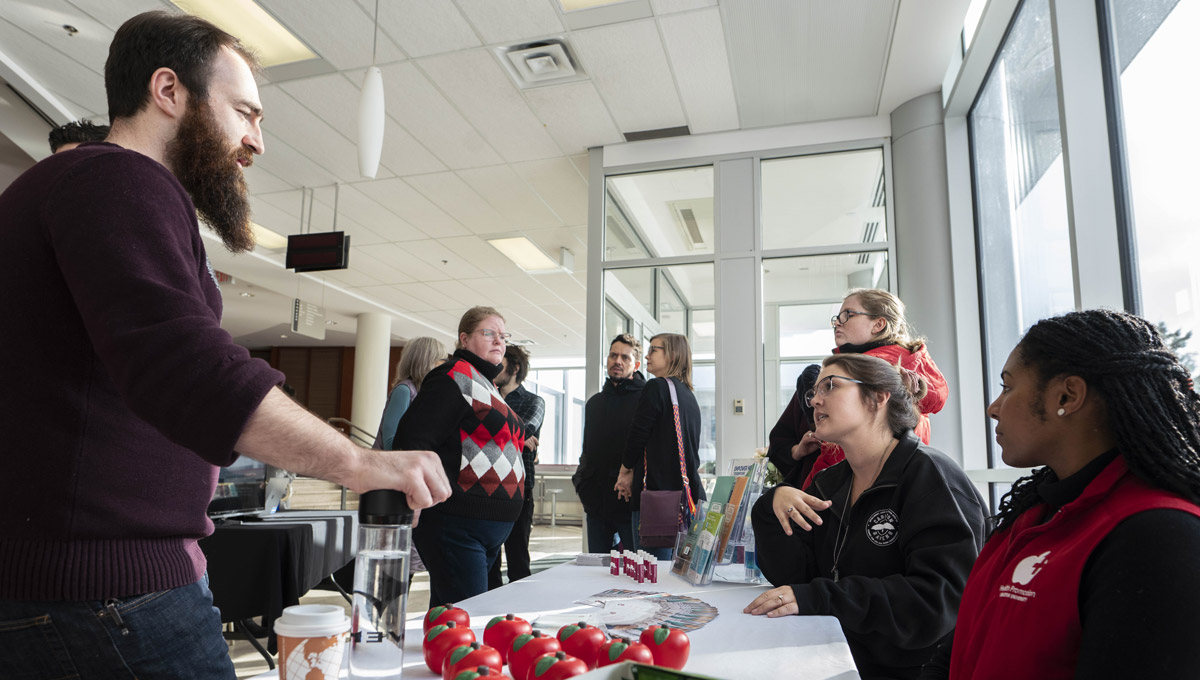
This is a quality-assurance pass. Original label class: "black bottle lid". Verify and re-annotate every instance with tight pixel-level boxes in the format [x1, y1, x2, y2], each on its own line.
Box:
[357, 489, 413, 525]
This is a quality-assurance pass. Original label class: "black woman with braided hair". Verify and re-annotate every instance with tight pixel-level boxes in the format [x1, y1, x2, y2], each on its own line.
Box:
[919, 309, 1200, 680]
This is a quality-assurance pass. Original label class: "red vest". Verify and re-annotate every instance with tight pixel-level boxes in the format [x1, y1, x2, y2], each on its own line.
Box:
[949, 458, 1200, 679]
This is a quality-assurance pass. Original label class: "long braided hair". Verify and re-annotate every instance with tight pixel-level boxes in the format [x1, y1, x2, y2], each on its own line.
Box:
[993, 309, 1200, 532]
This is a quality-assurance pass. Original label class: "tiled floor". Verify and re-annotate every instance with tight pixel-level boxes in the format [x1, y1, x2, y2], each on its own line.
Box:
[227, 524, 584, 679]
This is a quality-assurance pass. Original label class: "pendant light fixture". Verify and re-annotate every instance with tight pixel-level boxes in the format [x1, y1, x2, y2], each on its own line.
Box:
[358, 0, 385, 178]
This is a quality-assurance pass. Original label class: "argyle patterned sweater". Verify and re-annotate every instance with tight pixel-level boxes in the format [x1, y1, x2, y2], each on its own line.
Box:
[393, 349, 526, 521]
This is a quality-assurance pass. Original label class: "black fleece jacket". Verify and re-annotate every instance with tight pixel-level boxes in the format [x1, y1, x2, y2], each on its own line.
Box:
[753, 431, 987, 680]
[620, 376, 705, 512]
[573, 372, 646, 518]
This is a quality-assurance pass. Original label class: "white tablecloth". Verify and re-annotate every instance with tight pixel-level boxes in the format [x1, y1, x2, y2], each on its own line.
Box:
[253, 561, 860, 680]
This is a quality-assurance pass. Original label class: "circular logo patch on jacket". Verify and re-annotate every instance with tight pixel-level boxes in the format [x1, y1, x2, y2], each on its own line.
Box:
[865, 509, 899, 546]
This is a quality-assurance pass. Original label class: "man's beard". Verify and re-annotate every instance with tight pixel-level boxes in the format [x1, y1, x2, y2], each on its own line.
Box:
[166, 100, 255, 253]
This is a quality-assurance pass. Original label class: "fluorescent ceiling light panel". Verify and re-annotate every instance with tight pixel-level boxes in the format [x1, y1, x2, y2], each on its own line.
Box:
[251, 222, 289, 249]
[170, 0, 317, 67]
[558, 0, 634, 10]
[488, 237, 560, 271]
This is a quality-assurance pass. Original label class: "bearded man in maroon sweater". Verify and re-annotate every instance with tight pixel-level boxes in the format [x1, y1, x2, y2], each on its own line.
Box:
[0, 11, 449, 679]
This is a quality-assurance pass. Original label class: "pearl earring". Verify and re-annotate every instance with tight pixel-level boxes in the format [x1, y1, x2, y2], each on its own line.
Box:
[1057, 408, 1066, 417]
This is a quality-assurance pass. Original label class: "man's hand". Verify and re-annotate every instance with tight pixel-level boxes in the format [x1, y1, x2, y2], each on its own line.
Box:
[235, 388, 451, 513]
[525, 435, 539, 453]
[790, 431, 822, 461]
[614, 465, 634, 501]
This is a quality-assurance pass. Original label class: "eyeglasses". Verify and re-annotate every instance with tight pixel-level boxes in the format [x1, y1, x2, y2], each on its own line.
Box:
[804, 375, 865, 407]
[647, 345, 665, 355]
[830, 309, 874, 327]
[472, 329, 512, 343]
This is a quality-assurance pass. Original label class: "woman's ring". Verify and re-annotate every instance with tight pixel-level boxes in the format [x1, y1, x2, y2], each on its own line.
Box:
[777, 595, 784, 603]
[786, 506, 794, 514]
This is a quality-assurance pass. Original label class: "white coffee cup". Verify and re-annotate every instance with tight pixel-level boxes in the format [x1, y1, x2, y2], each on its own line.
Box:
[274, 604, 351, 680]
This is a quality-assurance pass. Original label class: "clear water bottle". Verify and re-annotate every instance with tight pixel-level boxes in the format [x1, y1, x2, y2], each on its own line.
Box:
[349, 489, 412, 679]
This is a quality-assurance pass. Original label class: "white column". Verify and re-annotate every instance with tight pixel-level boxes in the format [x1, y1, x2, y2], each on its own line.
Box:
[351, 312, 391, 437]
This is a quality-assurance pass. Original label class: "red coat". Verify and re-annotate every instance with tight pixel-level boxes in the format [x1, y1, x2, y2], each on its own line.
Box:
[948, 458, 1200, 679]
[801, 343, 947, 489]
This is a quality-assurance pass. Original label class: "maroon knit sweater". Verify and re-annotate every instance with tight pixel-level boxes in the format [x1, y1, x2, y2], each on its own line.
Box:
[0, 143, 283, 600]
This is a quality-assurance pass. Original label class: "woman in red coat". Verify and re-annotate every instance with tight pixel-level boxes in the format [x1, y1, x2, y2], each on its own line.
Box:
[768, 288, 948, 490]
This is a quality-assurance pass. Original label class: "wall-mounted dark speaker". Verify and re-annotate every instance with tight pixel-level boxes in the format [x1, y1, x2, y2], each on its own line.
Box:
[285, 231, 350, 272]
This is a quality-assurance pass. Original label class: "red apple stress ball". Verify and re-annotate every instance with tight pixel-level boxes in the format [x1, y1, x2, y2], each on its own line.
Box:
[596, 637, 654, 668]
[639, 625, 690, 669]
[443, 642, 504, 680]
[508, 631, 561, 680]
[556, 621, 606, 669]
[424, 621, 476, 674]
[527, 651, 589, 680]
[425, 603, 471, 634]
[484, 614, 531, 663]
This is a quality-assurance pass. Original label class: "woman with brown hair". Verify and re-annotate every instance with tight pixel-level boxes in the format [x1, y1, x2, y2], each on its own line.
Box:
[769, 288, 949, 491]
[393, 306, 526, 605]
[614, 333, 706, 560]
[745, 353, 985, 680]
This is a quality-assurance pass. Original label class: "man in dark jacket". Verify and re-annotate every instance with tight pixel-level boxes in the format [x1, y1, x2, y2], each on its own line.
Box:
[489, 344, 545, 588]
[574, 334, 646, 553]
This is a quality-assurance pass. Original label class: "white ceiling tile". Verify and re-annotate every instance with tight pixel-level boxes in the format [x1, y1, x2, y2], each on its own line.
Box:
[253, 132, 342, 189]
[337, 184, 426, 242]
[346, 249, 414, 285]
[659, 8, 740, 133]
[511, 157, 589, 226]
[249, 193, 303, 236]
[357, 243, 464, 282]
[393, 282, 461, 311]
[257, 0, 405, 71]
[396, 239, 489, 280]
[536, 272, 587, 304]
[454, 0, 564, 46]
[360, 283, 430, 312]
[65, 0, 166, 32]
[377, 0, 480, 58]
[721, 0, 895, 126]
[496, 275, 562, 305]
[523, 81, 624, 155]
[354, 177, 471, 238]
[404, 172, 509, 234]
[2, 2, 113, 77]
[259, 86, 384, 184]
[244, 165, 295, 194]
[438, 236, 525, 278]
[568, 154, 590, 181]
[279, 72, 446, 175]
[456, 165, 563, 229]
[426, 278, 499, 308]
[570, 19, 686, 132]
[651, 0, 717, 14]
[323, 266, 384, 288]
[417, 49, 561, 163]
[523, 226, 588, 264]
[0, 16, 106, 119]
[380, 61, 504, 169]
[541, 301, 587, 323]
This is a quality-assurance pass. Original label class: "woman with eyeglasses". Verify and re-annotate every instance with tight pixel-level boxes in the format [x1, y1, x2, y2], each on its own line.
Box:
[614, 333, 706, 560]
[393, 306, 526, 605]
[919, 310, 1200, 680]
[769, 289, 948, 492]
[745, 353, 986, 680]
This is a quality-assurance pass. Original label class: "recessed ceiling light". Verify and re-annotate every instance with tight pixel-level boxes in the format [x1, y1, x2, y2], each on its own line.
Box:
[487, 237, 560, 272]
[250, 222, 288, 250]
[558, 0, 631, 10]
[325, 320, 337, 325]
[239, 292, 255, 298]
[169, 0, 317, 67]
[280, 334, 288, 339]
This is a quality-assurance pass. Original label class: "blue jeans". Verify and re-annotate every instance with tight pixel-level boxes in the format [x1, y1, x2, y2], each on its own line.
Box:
[413, 509, 515, 607]
[584, 512, 636, 554]
[0, 577, 235, 680]
[630, 511, 674, 561]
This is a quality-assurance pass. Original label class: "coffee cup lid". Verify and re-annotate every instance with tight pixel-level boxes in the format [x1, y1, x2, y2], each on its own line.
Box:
[273, 604, 350, 638]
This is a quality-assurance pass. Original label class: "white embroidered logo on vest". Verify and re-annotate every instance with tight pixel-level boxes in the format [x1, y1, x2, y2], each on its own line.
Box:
[865, 509, 899, 546]
[1011, 550, 1051, 585]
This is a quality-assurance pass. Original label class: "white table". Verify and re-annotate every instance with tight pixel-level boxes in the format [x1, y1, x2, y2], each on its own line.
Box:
[253, 561, 859, 680]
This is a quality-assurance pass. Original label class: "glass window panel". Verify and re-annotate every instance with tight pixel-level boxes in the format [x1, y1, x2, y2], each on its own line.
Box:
[777, 361, 811, 421]
[657, 271, 687, 335]
[693, 364, 717, 471]
[969, 0, 1073, 461]
[565, 399, 584, 466]
[1107, 0, 1200, 375]
[538, 389, 560, 463]
[762, 252, 891, 310]
[604, 166, 715, 261]
[604, 299, 629, 344]
[690, 309, 715, 357]
[761, 148, 888, 251]
[779, 304, 841, 358]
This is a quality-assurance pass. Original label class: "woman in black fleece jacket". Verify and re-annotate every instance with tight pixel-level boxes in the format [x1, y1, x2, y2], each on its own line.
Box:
[744, 354, 986, 680]
[394, 306, 525, 606]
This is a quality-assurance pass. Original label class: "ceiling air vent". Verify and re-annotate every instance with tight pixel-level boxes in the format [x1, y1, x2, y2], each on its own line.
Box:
[623, 126, 690, 142]
[495, 39, 587, 89]
[668, 199, 713, 250]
